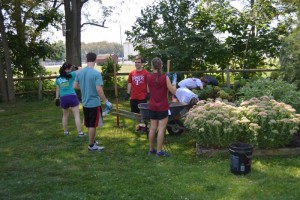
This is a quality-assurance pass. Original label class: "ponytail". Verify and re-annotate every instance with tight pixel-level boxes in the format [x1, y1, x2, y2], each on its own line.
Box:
[151, 57, 163, 83]
[59, 62, 72, 80]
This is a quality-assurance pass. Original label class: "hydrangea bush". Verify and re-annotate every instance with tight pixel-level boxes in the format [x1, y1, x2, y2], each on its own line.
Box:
[185, 97, 300, 149]
[240, 96, 300, 149]
[184, 99, 252, 148]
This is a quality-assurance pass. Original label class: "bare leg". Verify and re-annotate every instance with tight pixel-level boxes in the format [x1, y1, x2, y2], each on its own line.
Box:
[71, 106, 81, 132]
[88, 127, 96, 145]
[157, 116, 168, 152]
[62, 109, 69, 132]
[149, 119, 158, 151]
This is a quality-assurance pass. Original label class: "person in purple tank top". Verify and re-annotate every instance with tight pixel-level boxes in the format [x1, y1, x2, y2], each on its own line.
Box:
[147, 57, 176, 157]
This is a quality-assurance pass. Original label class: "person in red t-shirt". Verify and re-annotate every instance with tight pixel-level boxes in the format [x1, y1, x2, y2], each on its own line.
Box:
[125, 55, 149, 113]
[147, 57, 176, 157]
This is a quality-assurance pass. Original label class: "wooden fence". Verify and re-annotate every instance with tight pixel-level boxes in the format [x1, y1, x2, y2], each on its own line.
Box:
[10, 68, 281, 100]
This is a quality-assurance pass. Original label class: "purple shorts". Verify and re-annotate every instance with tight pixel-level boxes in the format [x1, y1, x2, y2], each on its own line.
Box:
[60, 95, 79, 109]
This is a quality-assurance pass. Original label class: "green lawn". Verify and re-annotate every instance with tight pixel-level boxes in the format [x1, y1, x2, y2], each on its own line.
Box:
[0, 100, 299, 200]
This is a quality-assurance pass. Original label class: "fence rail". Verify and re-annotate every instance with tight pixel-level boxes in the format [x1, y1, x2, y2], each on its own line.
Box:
[10, 68, 281, 100]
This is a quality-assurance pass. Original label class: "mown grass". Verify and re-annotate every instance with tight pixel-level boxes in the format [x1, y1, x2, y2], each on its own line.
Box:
[0, 100, 300, 200]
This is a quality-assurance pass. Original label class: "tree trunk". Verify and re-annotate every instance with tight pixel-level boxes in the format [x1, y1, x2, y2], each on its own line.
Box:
[0, 8, 16, 103]
[0, 60, 8, 103]
[64, 0, 82, 66]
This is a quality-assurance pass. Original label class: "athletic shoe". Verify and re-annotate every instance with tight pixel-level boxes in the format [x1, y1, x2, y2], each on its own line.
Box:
[156, 150, 170, 157]
[88, 144, 105, 152]
[78, 132, 86, 137]
[94, 140, 99, 145]
[64, 131, 69, 135]
[148, 149, 157, 155]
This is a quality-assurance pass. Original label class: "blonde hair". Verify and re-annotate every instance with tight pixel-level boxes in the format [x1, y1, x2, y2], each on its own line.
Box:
[151, 57, 163, 82]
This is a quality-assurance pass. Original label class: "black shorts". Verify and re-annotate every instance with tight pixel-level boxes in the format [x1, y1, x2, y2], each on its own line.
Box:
[130, 99, 147, 113]
[149, 110, 169, 120]
[83, 106, 102, 127]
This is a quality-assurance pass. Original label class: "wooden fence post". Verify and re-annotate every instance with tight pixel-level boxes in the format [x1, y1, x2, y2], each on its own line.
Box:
[226, 65, 230, 88]
[38, 75, 42, 100]
[113, 64, 120, 127]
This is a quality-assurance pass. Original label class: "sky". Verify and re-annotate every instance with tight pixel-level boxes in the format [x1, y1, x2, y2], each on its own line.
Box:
[49, 0, 242, 44]
[50, 0, 156, 44]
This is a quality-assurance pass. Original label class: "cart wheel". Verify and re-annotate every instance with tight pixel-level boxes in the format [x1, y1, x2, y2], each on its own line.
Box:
[167, 119, 184, 135]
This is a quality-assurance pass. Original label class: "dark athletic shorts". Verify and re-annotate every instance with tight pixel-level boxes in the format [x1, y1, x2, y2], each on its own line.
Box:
[149, 110, 169, 120]
[83, 106, 102, 128]
[130, 99, 147, 113]
[60, 95, 79, 109]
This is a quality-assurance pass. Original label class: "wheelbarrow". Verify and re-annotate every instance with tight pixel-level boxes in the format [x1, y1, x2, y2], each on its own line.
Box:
[138, 102, 188, 135]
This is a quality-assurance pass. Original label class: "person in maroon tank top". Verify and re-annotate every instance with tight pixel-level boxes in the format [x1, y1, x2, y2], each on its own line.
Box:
[147, 57, 176, 157]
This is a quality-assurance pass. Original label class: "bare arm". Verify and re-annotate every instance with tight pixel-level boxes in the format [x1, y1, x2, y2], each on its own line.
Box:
[96, 85, 108, 102]
[166, 76, 176, 95]
[55, 86, 60, 99]
[127, 83, 132, 94]
[73, 81, 80, 90]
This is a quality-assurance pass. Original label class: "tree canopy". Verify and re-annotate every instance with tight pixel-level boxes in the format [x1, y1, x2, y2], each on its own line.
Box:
[126, 0, 298, 75]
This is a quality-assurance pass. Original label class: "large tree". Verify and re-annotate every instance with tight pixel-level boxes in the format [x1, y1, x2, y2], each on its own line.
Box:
[63, 0, 113, 66]
[0, 6, 15, 103]
[126, 0, 223, 72]
[0, 0, 63, 77]
[280, 29, 300, 88]
[0, 0, 63, 102]
[126, 0, 297, 74]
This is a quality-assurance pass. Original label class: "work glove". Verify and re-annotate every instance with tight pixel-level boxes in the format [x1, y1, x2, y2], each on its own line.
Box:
[124, 93, 130, 100]
[103, 100, 113, 116]
[146, 93, 150, 100]
[166, 72, 171, 79]
[171, 73, 177, 86]
[55, 99, 60, 107]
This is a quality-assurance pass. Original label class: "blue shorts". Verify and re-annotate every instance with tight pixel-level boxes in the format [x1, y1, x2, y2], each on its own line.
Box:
[60, 95, 79, 109]
[149, 110, 169, 120]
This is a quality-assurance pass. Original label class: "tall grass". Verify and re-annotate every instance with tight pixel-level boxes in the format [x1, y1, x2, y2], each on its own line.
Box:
[0, 100, 299, 200]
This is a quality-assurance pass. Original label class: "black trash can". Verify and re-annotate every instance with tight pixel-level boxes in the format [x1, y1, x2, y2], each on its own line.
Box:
[229, 143, 253, 175]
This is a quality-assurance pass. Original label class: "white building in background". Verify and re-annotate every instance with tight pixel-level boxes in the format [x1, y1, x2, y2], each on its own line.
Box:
[123, 42, 138, 60]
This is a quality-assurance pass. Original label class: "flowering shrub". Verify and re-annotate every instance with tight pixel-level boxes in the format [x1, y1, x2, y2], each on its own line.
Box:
[185, 97, 300, 149]
[240, 96, 300, 149]
[184, 99, 251, 148]
[237, 78, 300, 112]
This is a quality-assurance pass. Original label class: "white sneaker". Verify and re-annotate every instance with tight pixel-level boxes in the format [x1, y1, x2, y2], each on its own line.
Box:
[78, 132, 86, 137]
[88, 144, 105, 152]
[64, 131, 69, 135]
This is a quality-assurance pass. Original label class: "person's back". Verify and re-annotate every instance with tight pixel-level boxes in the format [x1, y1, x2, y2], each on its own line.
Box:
[178, 78, 203, 90]
[56, 71, 76, 96]
[76, 67, 102, 107]
[147, 57, 176, 157]
[175, 87, 198, 105]
[73, 52, 112, 152]
[148, 73, 169, 111]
